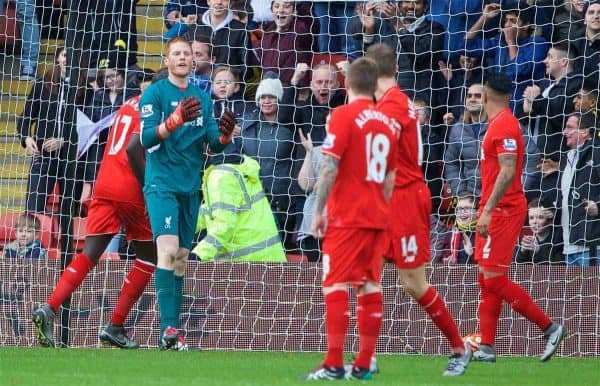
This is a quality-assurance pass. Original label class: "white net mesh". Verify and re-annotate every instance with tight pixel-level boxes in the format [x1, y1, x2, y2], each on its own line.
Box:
[0, 0, 598, 356]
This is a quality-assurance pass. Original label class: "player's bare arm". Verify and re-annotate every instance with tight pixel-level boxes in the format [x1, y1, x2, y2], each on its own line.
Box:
[127, 133, 145, 186]
[476, 153, 517, 237]
[311, 154, 339, 238]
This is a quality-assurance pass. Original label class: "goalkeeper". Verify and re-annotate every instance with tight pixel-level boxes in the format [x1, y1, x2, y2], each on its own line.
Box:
[140, 36, 235, 349]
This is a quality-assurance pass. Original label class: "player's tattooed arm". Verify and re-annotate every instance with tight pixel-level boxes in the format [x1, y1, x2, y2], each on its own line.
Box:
[314, 154, 339, 214]
[383, 169, 396, 203]
[483, 153, 517, 213]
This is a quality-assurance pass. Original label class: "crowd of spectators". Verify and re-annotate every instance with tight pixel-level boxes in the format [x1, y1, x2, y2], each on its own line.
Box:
[4, 0, 600, 266]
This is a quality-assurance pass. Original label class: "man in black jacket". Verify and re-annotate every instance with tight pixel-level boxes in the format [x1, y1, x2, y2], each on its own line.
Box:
[278, 62, 346, 245]
[557, 112, 600, 266]
[521, 43, 582, 162]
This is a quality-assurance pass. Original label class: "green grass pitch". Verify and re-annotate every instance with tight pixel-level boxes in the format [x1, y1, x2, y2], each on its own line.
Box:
[1, 348, 598, 386]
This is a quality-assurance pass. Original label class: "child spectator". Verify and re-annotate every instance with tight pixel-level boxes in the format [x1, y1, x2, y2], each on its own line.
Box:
[445, 193, 477, 264]
[516, 198, 564, 264]
[211, 66, 250, 121]
[2, 213, 47, 259]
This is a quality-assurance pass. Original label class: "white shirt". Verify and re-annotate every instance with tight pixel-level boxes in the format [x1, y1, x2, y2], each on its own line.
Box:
[561, 148, 588, 254]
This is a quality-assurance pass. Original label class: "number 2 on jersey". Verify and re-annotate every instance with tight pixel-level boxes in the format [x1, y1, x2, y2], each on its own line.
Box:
[365, 133, 390, 183]
[108, 114, 133, 155]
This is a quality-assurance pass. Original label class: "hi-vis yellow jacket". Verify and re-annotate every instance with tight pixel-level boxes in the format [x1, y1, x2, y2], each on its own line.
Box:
[193, 155, 286, 262]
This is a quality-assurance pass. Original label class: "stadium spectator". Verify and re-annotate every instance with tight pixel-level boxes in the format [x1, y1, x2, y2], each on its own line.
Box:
[1, 213, 47, 259]
[552, 0, 586, 44]
[313, 1, 358, 58]
[444, 193, 477, 264]
[444, 83, 488, 197]
[573, 79, 599, 115]
[163, 2, 202, 41]
[237, 77, 296, 244]
[414, 99, 445, 216]
[139, 37, 235, 349]
[82, 52, 140, 203]
[350, 0, 445, 104]
[296, 132, 322, 262]
[17, 47, 85, 213]
[211, 66, 249, 121]
[521, 43, 582, 162]
[279, 62, 345, 239]
[164, 0, 208, 29]
[438, 53, 485, 119]
[516, 198, 564, 264]
[558, 112, 600, 266]
[182, 0, 251, 79]
[189, 35, 215, 92]
[14, 0, 40, 80]
[192, 147, 286, 262]
[572, 1, 600, 78]
[428, 0, 481, 64]
[465, 2, 548, 105]
[253, 0, 312, 86]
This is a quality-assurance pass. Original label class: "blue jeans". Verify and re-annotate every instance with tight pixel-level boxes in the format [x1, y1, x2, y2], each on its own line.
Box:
[16, 0, 40, 71]
[565, 251, 591, 267]
[313, 2, 359, 59]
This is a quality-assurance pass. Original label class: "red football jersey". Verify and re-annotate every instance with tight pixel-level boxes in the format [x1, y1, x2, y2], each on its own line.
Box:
[480, 108, 526, 209]
[376, 86, 424, 187]
[93, 96, 145, 204]
[321, 98, 399, 229]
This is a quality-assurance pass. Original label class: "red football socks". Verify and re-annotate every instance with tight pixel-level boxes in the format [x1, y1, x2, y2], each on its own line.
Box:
[484, 275, 552, 331]
[111, 259, 156, 325]
[324, 290, 349, 368]
[48, 253, 96, 312]
[478, 273, 502, 345]
[417, 286, 465, 352]
[355, 292, 383, 369]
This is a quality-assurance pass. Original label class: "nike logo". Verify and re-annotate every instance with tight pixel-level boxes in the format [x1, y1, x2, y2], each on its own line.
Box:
[550, 335, 560, 345]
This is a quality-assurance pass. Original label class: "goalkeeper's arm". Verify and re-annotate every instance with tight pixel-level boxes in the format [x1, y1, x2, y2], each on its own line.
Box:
[141, 96, 201, 148]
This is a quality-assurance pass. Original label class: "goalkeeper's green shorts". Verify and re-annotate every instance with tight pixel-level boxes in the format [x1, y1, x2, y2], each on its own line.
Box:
[144, 190, 200, 250]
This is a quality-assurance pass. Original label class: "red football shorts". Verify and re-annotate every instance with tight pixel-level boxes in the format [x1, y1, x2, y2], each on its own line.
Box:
[383, 182, 432, 269]
[475, 205, 526, 273]
[86, 198, 153, 241]
[321, 227, 385, 287]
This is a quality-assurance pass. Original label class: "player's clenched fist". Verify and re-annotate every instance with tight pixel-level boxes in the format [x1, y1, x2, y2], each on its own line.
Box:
[165, 96, 202, 132]
[218, 109, 236, 144]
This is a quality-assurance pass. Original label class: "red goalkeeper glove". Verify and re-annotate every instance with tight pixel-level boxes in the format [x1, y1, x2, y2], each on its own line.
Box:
[218, 109, 236, 144]
[164, 96, 202, 132]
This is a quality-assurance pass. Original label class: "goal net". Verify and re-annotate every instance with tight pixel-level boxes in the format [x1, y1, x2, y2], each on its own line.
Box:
[0, 0, 598, 356]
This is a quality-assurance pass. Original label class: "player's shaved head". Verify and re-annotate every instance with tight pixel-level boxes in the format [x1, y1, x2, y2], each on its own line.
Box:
[365, 43, 396, 78]
[347, 57, 379, 96]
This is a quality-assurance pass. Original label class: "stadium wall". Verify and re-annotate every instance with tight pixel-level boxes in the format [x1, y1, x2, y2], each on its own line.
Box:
[1, 259, 598, 356]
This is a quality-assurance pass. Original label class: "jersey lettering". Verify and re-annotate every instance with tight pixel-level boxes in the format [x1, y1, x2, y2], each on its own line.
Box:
[400, 235, 418, 263]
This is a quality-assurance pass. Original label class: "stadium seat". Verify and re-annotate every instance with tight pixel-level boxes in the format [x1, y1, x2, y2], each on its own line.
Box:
[46, 247, 61, 260]
[286, 253, 307, 263]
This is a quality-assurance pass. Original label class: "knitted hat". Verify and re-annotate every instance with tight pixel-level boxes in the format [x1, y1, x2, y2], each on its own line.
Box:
[255, 77, 283, 104]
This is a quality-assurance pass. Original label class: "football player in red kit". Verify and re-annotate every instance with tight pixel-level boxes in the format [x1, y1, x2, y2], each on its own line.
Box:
[473, 72, 564, 362]
[32, 71, 162, 349]
[366, 43, 472, 376]
[304, 57, 398, 381]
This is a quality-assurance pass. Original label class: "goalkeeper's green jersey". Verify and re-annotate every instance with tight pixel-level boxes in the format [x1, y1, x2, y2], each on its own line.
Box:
[140, 78, 224, 194]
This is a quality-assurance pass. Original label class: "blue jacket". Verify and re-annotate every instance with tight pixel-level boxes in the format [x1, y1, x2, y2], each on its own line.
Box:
[2, 240, 47, 259]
